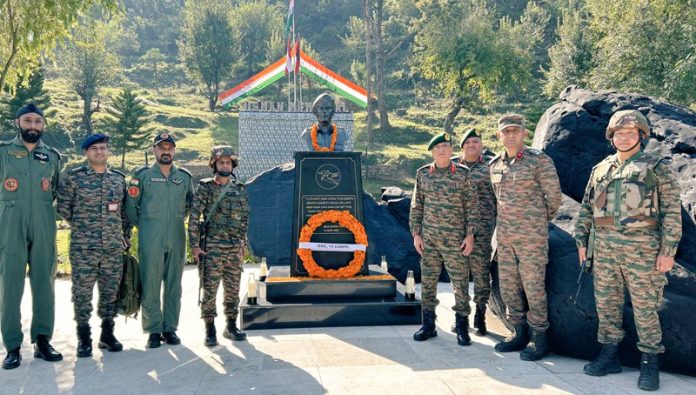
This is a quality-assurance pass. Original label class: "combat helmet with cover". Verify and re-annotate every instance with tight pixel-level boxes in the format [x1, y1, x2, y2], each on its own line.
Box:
[208, 145, 239, 169]
[606, 110, 650, 140]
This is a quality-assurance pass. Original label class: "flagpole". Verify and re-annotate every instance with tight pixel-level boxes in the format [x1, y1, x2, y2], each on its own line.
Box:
[292, 9, 297, 107]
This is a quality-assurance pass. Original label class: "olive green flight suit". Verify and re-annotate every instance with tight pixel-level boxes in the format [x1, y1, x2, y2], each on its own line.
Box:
[0, 137, 61, 351]
[125, 164, 193, 334]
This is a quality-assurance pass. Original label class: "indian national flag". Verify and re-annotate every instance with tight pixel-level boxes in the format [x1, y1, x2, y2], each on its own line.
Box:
[220, 57, 286, 107]
[300, 50, 368, 108]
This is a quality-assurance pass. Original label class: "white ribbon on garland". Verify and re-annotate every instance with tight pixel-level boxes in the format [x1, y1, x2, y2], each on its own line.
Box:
[298, 242, 367, 252]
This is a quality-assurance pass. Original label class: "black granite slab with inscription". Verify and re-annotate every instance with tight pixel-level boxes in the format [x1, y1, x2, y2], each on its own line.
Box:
[291, 152, 367, 276]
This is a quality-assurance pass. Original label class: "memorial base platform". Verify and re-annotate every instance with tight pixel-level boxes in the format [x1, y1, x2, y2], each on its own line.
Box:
[240, 265, 421, 330]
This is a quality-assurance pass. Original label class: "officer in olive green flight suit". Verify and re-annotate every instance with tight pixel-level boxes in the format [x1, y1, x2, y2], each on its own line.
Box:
[1, 104, 63, 370]
[125, 132, 193, 349]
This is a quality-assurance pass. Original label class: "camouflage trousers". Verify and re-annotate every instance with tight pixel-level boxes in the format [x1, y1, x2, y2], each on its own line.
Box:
[593, 228, 666, 354]
[199, 245, 243, 322]
[464, 232, 493, 306]
[421, 236, 471, 315]
[70, 248, 123, 325]
[497, 238, 549, 331]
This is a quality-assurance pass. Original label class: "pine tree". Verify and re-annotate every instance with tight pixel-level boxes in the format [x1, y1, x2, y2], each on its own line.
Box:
[1, 65, 52, 133]
[105, 89, 152, 169]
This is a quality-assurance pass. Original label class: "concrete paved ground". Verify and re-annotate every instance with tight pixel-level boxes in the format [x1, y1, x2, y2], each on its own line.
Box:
[1, 265, 694, 395]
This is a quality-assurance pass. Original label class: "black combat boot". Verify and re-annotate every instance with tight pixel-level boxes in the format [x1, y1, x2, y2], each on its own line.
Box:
[637, 353, 660, 391]
[413, 310, 437, 341]
[76, 323, 93, 358]
[474, 304, 487, 336]
[34, 334, 63, 362]
[2, 347, 21, 370]
[146, 333, 162, 348]
[494, 323, 530, 352]
[223, 320, 247, 341]
[205, 320, 219, 346]
[520, 328, 549, 361]
[455, 313, 471, 346]
[163, 331, 181, 345]
[98, 319, 123, 352]
[583, 343, 622, 376]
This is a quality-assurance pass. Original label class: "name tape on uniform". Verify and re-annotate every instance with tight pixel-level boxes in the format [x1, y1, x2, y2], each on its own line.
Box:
[298, 242, 367, 252]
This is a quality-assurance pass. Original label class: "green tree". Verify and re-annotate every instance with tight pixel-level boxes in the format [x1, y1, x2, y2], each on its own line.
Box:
[1, 64, 53, 131]
[60, 18, 122, 134]
[413, 0, 538, 133]
[586, 0, 696, 104]
[543, 7, 594, 97]
[178, 0, 239, 111]
[104, 89, 152, 169]
[230, 0, 284, 78]
[140, 48, 168, 90]
[0, 0, 118, 90]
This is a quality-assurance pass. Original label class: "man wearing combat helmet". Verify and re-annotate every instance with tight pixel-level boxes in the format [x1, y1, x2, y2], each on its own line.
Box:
[575, 110, 682, 391]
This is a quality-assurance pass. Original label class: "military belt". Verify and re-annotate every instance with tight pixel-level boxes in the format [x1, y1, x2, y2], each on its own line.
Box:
[593, 216, 658, 227]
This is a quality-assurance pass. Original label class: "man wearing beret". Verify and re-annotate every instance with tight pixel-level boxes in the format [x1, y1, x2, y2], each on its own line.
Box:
[0, 103, 63, 369]
[126, 132, 193, 348]
[489, 114, 562, 361]
[57, 134, 131, 357]
[409, 132, 480, 346]
[455, 128, 496, 336]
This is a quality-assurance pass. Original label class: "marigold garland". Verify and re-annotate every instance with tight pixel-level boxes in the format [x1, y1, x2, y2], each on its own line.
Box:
[311, 124, 338, 152]
[297, 210, 368, 279]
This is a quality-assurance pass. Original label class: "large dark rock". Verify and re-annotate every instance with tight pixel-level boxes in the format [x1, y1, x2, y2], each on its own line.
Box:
[246, 165, 421, 282]
[507, 87, 696, 376]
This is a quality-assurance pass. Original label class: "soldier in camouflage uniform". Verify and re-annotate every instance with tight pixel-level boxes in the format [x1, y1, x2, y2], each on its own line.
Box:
[457, 128, 496, 336]
[490, 114, 562, 361]
[410, 132, 479, 346]
[57, 134, 131, 357]
[574, 110, 682, 391]
[189, 146, 249, 346]
[1, 104, 63, 370]
[125, 132, 193, 349]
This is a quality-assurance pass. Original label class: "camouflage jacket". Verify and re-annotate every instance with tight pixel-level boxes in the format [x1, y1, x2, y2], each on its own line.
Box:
[57, 165, 131, 251]
[188, 176, 249, 249]
[490, 148, 562, 241]
[409, 161, 479, 242]
[574, 151, 682, 257]
[459, 155, 497, 236]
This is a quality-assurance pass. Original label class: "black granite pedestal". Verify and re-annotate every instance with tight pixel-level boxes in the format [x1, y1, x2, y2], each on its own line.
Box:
[240, 265, 421, 330]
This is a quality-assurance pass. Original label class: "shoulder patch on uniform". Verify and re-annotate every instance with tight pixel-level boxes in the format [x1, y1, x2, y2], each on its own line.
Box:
[526, 148, 542, 155]
[109, 168, 126, 178]
[135, 166, 149, 175]
[178, 167, 193, 177]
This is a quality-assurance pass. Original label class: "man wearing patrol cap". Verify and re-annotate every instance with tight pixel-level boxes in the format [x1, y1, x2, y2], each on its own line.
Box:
[126, 132, 193, 348]
[0, 103, 63, 369]
[489, 114, 562, 361]
[574, 110, 681, 391]
[410, 131, 480, 346]
[455, 128, 496, 336]
[57, 133, 131, 358]
[189, 145, 249, 346]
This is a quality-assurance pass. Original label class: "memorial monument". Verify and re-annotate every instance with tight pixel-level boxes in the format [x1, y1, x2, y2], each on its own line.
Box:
[240, 94, 421, 329]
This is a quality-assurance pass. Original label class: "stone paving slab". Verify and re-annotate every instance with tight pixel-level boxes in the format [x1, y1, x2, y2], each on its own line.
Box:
[0, 266, 693, 395]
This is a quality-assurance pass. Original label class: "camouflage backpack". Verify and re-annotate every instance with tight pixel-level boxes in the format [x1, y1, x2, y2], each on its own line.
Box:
[117, 252, 141, 318]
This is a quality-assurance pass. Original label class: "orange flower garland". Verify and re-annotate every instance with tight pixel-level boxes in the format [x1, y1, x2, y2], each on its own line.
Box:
[311, 124, 339, 152]
[297, 210, 368, 279]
